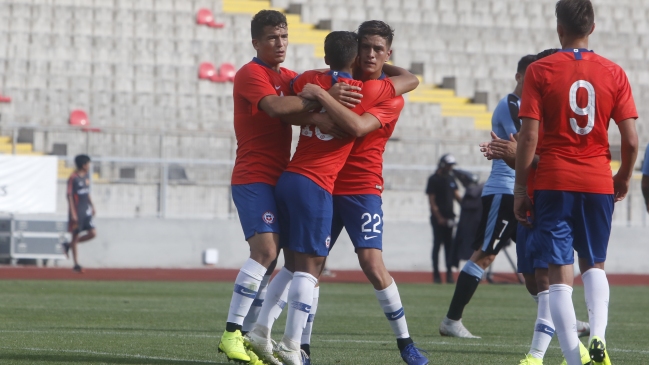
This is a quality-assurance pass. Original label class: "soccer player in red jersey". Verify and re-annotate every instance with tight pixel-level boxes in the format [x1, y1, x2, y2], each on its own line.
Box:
[220, 10, 361, 365]
[514, 2, 638, 364]
[322, 21, 428, 365]
[246, 31, 418, 365]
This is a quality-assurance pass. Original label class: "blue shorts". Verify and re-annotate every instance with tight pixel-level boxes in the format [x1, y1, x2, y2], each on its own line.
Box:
[516, 224, 548, 274]
[275, 172, 332, 257]
[533, 190, 614, 266]
[330, 194, 383, 252]
[231, 183, 280, 240]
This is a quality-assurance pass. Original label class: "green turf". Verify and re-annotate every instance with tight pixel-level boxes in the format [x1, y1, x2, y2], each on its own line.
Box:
[0, 280, 647, 365]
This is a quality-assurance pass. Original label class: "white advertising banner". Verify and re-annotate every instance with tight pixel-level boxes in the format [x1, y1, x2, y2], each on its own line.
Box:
[0, 155, 58, 213]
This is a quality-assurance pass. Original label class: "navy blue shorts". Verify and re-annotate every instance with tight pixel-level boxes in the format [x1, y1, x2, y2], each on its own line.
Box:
[231, 183, 280, 240]
[516, 224, 548, 274]
[330, 194, 383, 252]
[275, 172, 332, 257]
[533, 190, 614, 266]
[69, 214, 95, 235]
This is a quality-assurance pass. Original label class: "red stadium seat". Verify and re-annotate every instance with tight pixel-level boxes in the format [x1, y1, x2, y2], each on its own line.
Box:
[211, 63, 237, 83]
[0, 94, 11, 103]
[69, 109, 89, 126]
[196, 8, 224, 28]
[199, 62, 217, 79]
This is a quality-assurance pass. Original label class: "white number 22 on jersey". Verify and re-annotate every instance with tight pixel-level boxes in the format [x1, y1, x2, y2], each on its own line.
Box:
[569, 80, 596, 135]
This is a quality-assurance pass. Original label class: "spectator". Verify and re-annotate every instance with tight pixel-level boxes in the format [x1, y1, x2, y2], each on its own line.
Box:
[642, 143, 649, 213]
[451, 170, 484, 270]
[426, 154, 462, 284]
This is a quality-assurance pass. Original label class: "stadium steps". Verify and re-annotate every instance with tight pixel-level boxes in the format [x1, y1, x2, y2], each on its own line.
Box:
[409, 80, 492, 130]
[222, 0, 327, 57]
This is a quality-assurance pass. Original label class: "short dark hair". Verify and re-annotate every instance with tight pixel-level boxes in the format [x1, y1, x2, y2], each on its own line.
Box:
[535, 48, 560, 60]
[556, 0, 594, 37]
[357, 20, 394, 47]
[324, 31, 358, 70]
[251, 10, 287, 40]
[517, 55, 537, 74]
[74, 154, 91, 170]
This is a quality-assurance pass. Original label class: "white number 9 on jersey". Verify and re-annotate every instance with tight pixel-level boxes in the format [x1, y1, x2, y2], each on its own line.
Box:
[569, 80, 596, 135]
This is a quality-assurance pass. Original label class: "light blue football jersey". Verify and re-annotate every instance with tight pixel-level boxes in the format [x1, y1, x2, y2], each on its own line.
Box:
[482, 94, 521, 196]
[642, 143, 649, 176]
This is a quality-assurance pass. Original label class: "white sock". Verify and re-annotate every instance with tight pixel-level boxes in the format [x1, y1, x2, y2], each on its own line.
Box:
[582, 268, 609, 343]
[375, 279, 410, 339]
[242, 274, 270, 332]
[301, 285, 319, 346]
[549, 284, 582, 365]
[254, 267, 293, 337]
[227, 258, 268, 326]
[281, 272, 317, 351]
[529, 290, 554, 359]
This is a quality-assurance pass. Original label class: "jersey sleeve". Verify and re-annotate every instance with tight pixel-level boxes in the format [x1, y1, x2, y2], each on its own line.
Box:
[358, 79, 396, 113]
[67, 176, 75, 197]
[519, 64, 544, 121]
[642, 144, 649, 176]
[610, 68, 638, 124]
[291, 71, 330, 95]
[365, 96, 403, 127]
[236, 65, 277, 115]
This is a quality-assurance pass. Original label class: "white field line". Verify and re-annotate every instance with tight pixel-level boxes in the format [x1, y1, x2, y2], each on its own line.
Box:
[0, 330, 647, 355]
[0, 346, 220, 364]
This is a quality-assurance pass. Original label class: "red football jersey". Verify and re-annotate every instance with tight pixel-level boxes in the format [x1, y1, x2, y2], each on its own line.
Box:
[285, 70, 396, 193]
[231, 58, 298, 186]
[519, 50, 638, 194]
[333, 95, 405, 196]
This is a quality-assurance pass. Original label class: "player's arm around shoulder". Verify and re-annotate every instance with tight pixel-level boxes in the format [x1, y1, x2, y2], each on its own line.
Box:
[381, 64, 419, 96]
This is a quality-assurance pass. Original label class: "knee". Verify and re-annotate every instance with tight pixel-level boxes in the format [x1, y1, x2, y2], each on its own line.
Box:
[87, 230, 96, 239]
[471, 254, 495, 270]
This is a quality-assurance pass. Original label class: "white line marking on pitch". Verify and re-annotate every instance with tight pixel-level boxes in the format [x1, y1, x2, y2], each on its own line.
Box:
[318, 339, 649, 355]
[1, 330, 647, 355]
[0, 346, 220, 364]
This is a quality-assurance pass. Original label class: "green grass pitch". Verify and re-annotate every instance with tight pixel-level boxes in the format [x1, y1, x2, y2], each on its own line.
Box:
[0, 280, 647, 364]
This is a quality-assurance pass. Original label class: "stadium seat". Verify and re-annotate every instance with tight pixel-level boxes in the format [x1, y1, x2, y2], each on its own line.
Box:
[0, 94, 11, 103]
[198, 62, 217, 80]
[69, 109, 89, 126]
[196, 8, 224, 28]
[211, 63, 236, 83]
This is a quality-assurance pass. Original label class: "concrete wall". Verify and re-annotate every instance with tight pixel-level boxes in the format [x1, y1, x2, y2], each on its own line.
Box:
[61, 217, 649, 274]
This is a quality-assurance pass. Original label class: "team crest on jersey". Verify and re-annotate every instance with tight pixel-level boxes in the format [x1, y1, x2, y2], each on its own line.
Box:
[325, 235, 331, 248]
[262, 211, 275, 224]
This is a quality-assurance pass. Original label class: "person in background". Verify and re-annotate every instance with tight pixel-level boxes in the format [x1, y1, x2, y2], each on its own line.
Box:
[63, 154, 96, 273]
[426, 154, 462, 284]
[451, 170, 483, 270]
[642, 143, 649, 213]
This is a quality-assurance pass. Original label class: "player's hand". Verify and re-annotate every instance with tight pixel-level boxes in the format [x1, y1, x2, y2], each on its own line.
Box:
[298, 83, 325, 101]
[436, 217, 447, 226]
[490, 133, 517, 160]
[479, 141, 493, 160]
[328, 82, 362, 108]
[612, 173, 630, 202]
[514, 195, 534, 228]
[312, 113, 348, 139]
[70, 215, 78, 225]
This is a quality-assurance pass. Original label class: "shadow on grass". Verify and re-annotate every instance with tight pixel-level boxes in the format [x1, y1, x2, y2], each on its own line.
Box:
[0, 353, 228, 365]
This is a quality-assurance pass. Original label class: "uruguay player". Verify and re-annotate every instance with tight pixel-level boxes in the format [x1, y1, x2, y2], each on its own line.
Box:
[516, 1, 638, 364]
[439, 54, 536, 339]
